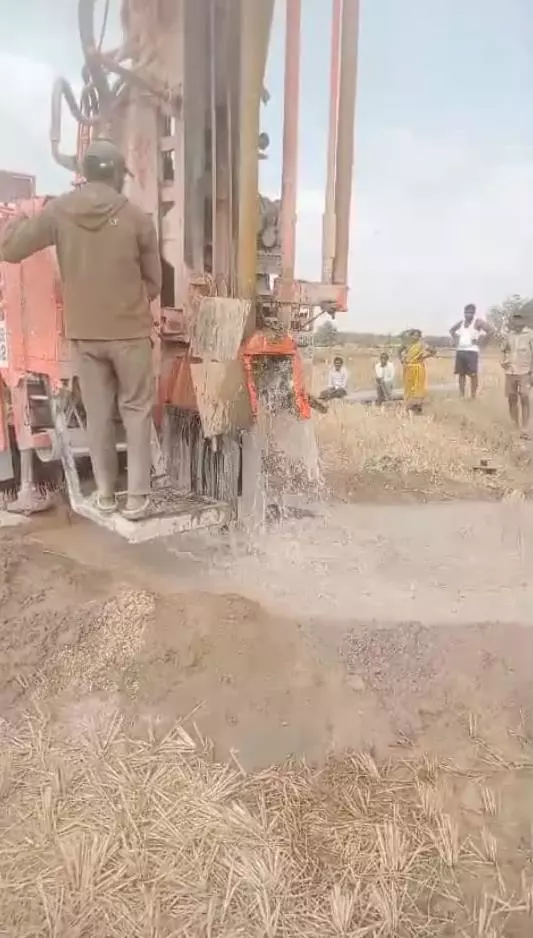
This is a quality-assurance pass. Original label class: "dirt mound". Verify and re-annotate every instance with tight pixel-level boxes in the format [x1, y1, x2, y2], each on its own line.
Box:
[0, 533, 364, 768]
[0, 535, 153, 712]
[118, 588, 371, 767]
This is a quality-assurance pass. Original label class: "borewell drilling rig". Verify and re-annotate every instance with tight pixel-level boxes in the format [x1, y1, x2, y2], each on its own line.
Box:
[0, 0, 359, 542]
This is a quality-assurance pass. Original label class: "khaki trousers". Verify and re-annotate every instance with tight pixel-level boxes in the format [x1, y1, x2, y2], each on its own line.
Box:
[73, 338, 154, 498]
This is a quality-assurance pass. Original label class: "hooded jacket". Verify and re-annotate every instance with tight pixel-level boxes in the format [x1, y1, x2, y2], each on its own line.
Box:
[0, 182, 162, 341]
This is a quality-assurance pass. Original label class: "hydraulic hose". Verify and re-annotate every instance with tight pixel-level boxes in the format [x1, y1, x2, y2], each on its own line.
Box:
[78, 0, 111, 111]
[50, 77, 100, 172]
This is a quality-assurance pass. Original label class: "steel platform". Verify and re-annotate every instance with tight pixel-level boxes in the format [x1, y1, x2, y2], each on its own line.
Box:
[74, 485, 232, 544]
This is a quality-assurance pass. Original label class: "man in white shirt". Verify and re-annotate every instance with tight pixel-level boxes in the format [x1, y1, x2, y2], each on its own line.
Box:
[320, 355, 349, 400]
[449, 303, 491, 399]
[375, 351, 395, 403]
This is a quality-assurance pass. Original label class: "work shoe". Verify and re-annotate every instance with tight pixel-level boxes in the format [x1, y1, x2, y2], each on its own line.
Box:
[6, 486, 55, 515]
[121, 495, 151, 522]
[93, 492, 117, 514]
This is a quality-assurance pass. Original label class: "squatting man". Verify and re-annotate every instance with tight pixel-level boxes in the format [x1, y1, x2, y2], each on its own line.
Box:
[319, 355, 349, 400]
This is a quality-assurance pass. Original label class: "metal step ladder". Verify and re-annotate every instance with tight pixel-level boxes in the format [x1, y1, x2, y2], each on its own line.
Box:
[45, 382, 231, 543]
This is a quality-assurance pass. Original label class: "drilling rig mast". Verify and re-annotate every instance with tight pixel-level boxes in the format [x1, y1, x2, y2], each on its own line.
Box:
[0, 0, 359, 540]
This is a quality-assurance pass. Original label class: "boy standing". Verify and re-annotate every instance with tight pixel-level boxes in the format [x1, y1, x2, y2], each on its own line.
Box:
[374, 351, 395, 403]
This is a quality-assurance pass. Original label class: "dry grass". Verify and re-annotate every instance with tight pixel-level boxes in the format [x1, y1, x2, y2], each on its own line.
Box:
[0, 709, 532, 937]
[311, 346, 532, 498]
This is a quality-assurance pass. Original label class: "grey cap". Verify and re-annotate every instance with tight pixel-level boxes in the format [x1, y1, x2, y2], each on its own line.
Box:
[82, 139, 131, 177]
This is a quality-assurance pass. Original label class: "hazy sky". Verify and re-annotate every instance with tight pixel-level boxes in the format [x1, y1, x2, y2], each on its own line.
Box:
[1, 0, 532, 332]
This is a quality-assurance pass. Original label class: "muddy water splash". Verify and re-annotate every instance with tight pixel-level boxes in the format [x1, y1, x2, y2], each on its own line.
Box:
[242, 356, 322, 526]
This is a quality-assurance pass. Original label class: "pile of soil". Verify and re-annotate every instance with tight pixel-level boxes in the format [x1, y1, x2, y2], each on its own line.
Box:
[0, 531, 364, 768]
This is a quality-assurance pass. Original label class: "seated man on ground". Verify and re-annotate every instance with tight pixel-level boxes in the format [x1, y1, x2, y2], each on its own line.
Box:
[374, 351, 395, 403]
[319, 356, 349, 400]
[501, 310, 533, 434]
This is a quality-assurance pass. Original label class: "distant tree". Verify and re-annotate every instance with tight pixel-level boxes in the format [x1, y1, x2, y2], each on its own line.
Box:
[487, 294, 530, 337]
[315, 319, 338, 347]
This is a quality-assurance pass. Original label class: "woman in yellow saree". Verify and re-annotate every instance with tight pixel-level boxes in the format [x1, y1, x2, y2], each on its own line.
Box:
[399, 330, 436, 413]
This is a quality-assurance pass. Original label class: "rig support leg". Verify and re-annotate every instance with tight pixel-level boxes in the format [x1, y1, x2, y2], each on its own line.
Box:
[7, 382, 54, 514]
[6, 448, 55, 514]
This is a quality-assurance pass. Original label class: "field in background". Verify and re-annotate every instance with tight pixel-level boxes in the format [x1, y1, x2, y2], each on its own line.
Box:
[312, 345, 503, 392]
[310, 341, 502, 390]
[309, 345, 532, 501]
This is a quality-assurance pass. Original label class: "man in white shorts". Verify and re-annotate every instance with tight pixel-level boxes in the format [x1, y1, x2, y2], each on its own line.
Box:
[449, 303, 491, 399]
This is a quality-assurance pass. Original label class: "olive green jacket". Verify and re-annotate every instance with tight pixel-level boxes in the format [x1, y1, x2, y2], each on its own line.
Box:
[1, 182, 161, 341]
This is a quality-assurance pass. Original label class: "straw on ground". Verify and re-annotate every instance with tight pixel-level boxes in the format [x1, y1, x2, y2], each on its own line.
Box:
[0, 709, 532, 937]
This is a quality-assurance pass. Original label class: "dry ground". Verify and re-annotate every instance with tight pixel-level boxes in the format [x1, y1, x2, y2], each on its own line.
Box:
[312, 345, 533, 501]
[1, 524, 533, 938]
[1, 346, 533, 936]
